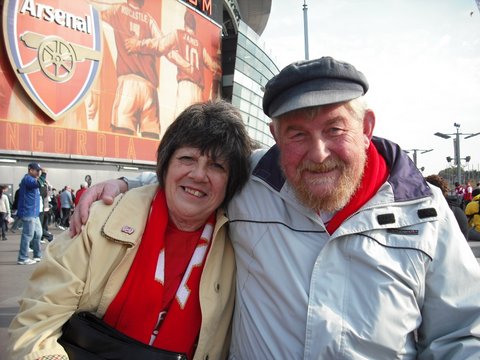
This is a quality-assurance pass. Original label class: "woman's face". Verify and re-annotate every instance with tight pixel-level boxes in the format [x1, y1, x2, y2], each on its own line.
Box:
[165, 147, 229, 231]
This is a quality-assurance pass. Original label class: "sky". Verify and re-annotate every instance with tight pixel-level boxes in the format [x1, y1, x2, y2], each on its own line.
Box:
[259, 0, 480, 177]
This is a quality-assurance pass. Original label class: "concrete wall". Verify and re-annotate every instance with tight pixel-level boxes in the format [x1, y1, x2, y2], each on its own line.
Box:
[0, 161, 154, 201]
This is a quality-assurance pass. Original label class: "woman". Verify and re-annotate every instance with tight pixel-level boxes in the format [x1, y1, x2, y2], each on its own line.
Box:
[8, 100, 252, 359]
[465, 188, 480, 241]
[0, 186, 11, 240]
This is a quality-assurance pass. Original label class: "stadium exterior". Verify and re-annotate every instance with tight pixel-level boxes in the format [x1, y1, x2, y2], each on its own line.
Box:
[0, 0, 278, 198]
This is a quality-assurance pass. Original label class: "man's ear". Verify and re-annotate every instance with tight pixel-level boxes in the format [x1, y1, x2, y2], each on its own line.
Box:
[363, 109, 376, 145]
[269, 122, 278, 143]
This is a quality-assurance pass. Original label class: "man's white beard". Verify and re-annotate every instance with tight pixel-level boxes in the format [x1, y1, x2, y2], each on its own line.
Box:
[289, 154, 367, 213]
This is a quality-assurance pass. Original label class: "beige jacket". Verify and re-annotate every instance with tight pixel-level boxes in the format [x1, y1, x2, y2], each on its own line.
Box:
[8, 184, 235, 360]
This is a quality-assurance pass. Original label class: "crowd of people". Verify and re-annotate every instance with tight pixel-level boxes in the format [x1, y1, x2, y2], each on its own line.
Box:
[1, 167, 92, 265]
[5, 57, 480, 359]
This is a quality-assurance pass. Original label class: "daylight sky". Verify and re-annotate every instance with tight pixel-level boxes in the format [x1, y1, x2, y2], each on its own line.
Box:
[260, 0, 480, 177]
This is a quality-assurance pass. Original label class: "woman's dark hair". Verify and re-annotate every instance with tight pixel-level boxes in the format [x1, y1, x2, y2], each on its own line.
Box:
[156, 99, 252, 207]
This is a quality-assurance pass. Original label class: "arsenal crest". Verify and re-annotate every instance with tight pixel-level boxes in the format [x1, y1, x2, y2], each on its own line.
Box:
[2, 0, 102, 120]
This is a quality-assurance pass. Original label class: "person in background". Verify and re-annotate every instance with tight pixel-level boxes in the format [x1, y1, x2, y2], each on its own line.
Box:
[425, 174, 468, 239]
[59, 186, 73, 229]
[0, 185, 11, 241]
[74, 182, 88, 207]
[8, 100, 252, 360]
[465, 188, 480, 241]
[9, 188, 22, 233]
[38, 170, 54, 242]
[16, 162, 43, 265]
[464, 181, 473, 206]
[71, 57, 480, 358]
[50, 188, 60, 228]
[455, 181, 465, 208]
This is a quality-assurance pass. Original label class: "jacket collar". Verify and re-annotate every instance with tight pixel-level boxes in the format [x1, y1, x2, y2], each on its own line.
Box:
[102, 184, 159, 246]
[251, 136, 432, 203]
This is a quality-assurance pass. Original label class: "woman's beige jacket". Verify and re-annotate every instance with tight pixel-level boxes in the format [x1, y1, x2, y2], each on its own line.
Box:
[8, 184, 235, 360]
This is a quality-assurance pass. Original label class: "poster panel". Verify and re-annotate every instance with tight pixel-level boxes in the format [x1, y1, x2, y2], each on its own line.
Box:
[0, 0, 222, 162]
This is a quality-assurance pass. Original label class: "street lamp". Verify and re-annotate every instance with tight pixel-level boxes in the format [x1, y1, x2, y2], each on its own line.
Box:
[434, 123, 479, 184]
[303, 0, 309, 60]
[404, 149, 433, 168]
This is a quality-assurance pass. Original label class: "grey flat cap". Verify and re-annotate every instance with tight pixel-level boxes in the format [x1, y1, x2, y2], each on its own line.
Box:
[263, 57, 369, 118]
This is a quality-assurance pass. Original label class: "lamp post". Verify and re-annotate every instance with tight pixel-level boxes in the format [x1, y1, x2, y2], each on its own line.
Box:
[404, 148, 433, 169]
[434, 123, 480, 184]
[303, 0, 309, 60]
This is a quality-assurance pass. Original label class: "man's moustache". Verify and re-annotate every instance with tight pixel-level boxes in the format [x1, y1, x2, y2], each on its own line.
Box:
[297, 159, 344, 174]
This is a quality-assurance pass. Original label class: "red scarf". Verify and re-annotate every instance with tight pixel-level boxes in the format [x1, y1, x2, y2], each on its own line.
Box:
[326, 142, 389, 234]
[104, 189, 215, 358]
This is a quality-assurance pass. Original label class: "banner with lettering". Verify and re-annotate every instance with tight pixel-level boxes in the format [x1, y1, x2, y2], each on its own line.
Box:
[0, 0, 222, 162]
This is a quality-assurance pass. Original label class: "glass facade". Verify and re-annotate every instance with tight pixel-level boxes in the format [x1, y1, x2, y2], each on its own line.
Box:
[231, 21, 279, 148]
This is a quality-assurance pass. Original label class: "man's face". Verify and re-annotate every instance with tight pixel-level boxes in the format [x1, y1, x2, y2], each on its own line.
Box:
[270, 103, 375, 212]
[28, 168, 41, 178]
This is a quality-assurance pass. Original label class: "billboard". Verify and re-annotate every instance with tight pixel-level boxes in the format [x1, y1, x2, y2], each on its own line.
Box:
[1, 0, 222, 162]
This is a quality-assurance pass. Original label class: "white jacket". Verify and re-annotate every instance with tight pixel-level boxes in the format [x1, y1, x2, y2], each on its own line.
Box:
[0, 194, 11, 215]
[228, 137, 480, 359]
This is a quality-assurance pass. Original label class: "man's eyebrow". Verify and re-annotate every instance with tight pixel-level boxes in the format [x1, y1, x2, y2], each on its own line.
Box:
[325, 115, 346, 124]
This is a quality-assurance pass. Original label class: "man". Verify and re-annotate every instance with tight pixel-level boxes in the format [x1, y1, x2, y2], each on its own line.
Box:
[455, 181, 465, 208]
[464, 181, 473, 205]
[74, 182, 88, 207]
[466, 188, 480, 241]
[60, 186, 74, 229]
[38, 169, 54, 242]
[71, 57, 480, 358]
[16, 162, 43, 265]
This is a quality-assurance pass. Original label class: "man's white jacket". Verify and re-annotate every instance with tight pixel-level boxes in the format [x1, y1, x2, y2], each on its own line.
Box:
[228, 137, 480, 359]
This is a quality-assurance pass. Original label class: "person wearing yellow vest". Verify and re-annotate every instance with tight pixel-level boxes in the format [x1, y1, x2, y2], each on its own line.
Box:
[466, 188, 480, 241]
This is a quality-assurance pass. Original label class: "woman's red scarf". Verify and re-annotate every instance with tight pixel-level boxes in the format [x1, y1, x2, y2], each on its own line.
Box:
[326, 142, 389, 234]
[104, 189, 215, 358]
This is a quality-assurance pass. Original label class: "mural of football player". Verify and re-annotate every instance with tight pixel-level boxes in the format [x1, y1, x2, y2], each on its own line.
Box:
[124, 10, 222, 118]
[98, 0, 163, 139]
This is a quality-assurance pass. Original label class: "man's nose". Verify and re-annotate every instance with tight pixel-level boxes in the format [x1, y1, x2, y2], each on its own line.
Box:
[308, 137, 330, 163]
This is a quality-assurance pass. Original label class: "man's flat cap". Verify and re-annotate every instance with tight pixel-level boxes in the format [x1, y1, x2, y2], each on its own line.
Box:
[263, 56, 369, 118]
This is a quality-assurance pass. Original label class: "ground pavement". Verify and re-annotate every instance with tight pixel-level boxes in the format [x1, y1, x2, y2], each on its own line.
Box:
[1, 229, 480, 358]
[0, 226, 64, 357]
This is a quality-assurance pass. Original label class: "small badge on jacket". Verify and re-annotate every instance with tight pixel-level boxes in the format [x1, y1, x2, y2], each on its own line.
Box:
[121, 226, 135, 235]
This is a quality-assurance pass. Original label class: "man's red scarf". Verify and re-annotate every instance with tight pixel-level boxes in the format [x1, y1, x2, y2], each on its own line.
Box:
[104, 189, 215, 358]
[326, 142, 389, 234]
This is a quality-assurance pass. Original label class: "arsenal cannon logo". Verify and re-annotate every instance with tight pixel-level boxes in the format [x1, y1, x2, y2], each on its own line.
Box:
[3, 0, 102, 120]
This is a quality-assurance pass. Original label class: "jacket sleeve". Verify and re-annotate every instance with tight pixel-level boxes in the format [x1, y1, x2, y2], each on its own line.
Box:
[7, 228, 92, 359]
[25, 176, 40, 190]
[126, 171, 158, 189]
[417, 211, 480, 359]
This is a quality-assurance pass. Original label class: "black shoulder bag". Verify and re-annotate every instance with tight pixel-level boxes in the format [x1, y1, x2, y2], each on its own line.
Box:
[58, 311, 187, 360]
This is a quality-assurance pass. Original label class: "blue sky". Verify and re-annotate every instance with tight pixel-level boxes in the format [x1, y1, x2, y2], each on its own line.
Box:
[260, 0, 480, 178]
